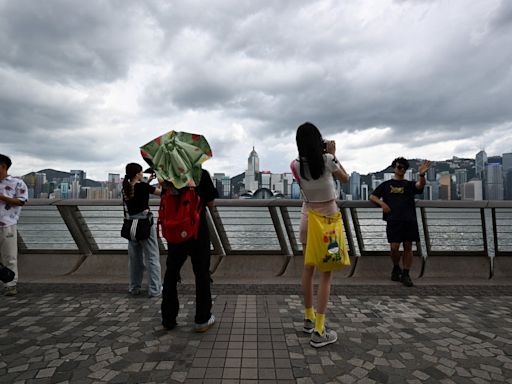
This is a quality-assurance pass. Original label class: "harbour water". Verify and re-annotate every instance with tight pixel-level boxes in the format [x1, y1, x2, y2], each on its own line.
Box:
[17, 202, 512, 257]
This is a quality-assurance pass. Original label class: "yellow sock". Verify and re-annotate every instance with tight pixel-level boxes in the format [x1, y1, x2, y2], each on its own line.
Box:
[305, 307, 315, 321]
[314, 313, 326, 335]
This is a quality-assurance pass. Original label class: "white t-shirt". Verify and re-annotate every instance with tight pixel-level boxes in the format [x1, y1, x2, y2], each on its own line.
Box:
[0, 175, 28, 227]
[291, 154, 341, 202]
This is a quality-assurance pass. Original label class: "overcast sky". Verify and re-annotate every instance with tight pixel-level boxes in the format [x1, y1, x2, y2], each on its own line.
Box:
[1, 0, 511, 180]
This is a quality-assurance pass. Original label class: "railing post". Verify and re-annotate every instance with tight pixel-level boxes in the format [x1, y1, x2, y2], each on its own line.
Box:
[350, 207, 366, 256]
[206, 207, 225, 257]
[17, 231, 28, 253]
[491, 207, 499, 257]
[481, 206, 491, 278]
[280, 206, 300, 256]
[208, 205, 232, 255]
[420, 207, 432, 258]
[340, 205, 356, 257]
[268, 206, 291, 256]
[56, 204, 97, 256]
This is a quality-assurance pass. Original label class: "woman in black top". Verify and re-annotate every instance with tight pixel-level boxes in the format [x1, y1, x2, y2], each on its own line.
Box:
[123, 163, 162, 297]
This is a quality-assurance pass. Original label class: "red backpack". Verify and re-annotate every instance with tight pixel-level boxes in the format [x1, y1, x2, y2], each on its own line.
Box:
[158, 186, 202, 243]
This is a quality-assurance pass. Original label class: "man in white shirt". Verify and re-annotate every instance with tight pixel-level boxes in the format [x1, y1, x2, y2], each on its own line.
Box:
[0, 154, 28, 296]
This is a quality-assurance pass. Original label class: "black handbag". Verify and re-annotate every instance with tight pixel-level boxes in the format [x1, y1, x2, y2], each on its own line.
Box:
[121, 200, 153, 241]
[0, 262, 15, 283]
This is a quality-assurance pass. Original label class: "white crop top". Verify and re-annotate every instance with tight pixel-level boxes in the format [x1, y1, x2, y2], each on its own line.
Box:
[291, 154, 340, 202]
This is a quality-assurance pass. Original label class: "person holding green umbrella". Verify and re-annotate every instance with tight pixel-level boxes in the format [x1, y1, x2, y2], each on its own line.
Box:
[141, 131, 218, 332]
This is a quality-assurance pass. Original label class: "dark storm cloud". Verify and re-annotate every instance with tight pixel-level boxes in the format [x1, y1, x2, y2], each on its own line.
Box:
[141, 0, 512, 145]
[1, 0, 511, 177]
[0, 0, 149, 84]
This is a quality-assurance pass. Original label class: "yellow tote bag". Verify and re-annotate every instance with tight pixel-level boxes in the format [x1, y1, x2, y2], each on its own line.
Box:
[305, 209, 350, 272]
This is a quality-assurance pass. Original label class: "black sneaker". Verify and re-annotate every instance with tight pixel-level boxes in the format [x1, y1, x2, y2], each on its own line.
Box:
[162, 320, 177, 330]
[401, 273, 414, 287]
[391, 266, 402, 282]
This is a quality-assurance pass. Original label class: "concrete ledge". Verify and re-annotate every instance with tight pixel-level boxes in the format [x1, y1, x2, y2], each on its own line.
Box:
[211, 254, 288, 283]
[350, 255, 423, 279]
[421, 255, 491, 279]
[492, 256, 512, 281]
[17, 252, 512, 286]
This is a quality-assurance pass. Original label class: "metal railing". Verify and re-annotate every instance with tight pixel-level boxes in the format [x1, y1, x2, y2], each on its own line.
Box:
[17, 199, 512, 278]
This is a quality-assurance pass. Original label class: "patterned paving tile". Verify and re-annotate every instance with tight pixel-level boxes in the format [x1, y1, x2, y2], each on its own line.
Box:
[0, 285, 512, 383]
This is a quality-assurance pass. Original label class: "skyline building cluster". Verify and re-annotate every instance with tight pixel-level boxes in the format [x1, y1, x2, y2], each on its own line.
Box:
[18, 148, 512, 201]
[22, 169, 122, 200]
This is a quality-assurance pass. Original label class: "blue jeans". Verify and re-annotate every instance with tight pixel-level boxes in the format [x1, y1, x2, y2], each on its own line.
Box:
[127, 212, 162, 296]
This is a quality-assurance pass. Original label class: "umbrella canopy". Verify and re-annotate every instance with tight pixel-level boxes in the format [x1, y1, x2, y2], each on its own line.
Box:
[140, 131, 212, 189]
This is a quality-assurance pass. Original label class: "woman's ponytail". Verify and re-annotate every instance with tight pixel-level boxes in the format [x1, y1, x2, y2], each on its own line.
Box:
[122, 163, 143, 201]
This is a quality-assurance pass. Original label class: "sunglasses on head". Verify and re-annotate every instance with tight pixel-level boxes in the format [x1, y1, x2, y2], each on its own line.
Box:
[396, 165, 408, 171]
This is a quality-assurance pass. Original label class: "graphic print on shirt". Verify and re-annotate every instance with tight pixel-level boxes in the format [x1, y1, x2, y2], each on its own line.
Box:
[390, 186, 405, 194]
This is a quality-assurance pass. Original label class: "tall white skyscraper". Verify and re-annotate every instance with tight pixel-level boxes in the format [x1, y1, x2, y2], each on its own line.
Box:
[243, 147, 260, 192]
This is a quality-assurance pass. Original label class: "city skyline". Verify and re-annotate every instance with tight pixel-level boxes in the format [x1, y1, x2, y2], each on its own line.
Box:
[22, 147, 512, 201]
[1, 1, 511, 180]
[16, 149, 511, 182]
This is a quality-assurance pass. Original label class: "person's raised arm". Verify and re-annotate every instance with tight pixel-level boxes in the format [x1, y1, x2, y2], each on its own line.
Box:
[415, 160, 431, 190]
[148, 174, 162, 196]
[325, 140, 349, 183]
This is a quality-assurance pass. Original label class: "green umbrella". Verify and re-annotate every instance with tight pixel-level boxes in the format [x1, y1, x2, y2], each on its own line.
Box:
[140, 131, 212, 189]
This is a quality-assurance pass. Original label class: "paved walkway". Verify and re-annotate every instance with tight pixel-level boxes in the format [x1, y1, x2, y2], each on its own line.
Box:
[1, 284, 512, 384]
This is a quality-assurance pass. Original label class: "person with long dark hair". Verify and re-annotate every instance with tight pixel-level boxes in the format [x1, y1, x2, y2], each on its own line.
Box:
[123, 163, 162, 297]
[291, 122, 349, 348]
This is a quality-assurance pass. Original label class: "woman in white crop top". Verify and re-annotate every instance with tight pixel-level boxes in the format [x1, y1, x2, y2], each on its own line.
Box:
[291, 122, 348, 348]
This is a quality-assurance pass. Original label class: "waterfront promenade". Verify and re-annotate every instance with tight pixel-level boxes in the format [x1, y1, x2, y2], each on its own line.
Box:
[2, 281, 512, 384]
[5, 199, 512, 382]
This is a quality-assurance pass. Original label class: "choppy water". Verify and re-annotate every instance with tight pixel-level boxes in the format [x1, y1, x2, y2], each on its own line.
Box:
[17, 205, 512, 255]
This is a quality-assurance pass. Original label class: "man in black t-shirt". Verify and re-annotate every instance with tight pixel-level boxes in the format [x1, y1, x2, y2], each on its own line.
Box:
[161, 168, 219, 332]
[369, 157, 431, 287]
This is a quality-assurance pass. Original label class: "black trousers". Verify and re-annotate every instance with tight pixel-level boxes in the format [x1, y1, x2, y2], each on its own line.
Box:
[161, 236, 212, 325]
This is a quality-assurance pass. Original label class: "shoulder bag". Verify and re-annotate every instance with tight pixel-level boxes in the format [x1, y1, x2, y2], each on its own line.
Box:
[292, 159, 350, 272]
[120, 200, 153, 241]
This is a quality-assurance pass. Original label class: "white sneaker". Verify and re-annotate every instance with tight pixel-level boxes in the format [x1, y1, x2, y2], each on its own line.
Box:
[194, 314, 215, 333]
[303, 319, 315, 334]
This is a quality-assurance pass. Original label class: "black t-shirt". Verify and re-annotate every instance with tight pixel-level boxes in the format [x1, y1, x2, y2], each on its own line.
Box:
[125, 182, 156, 215]
[371, 179, 423, 222]
[195, 169, 219, 234]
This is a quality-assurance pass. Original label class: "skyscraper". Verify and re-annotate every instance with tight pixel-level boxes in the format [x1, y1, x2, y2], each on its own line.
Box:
[475, 150, 487, 198]
[503, 152, 512, 200]
[243, 147, 260, 192]
[454, 168, 467, 199]
[34, 172, 46, 198]
[475, 150, 487, 179]
[350, 171, 361, 200]
[486, 163, 504, 200]
[439, 173, 451, 200]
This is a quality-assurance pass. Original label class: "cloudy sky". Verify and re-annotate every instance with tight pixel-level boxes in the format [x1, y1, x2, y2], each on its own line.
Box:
[1, 0, 511, 180]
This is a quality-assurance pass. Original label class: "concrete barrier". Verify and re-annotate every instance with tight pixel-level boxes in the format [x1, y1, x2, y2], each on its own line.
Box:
[211, 254, 289, 284]
[491, 256, 512, 281]
[421, 255, 491, 280]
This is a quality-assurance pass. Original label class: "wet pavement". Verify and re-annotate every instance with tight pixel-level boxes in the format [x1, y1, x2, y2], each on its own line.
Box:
[1, 284, 512, 384]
